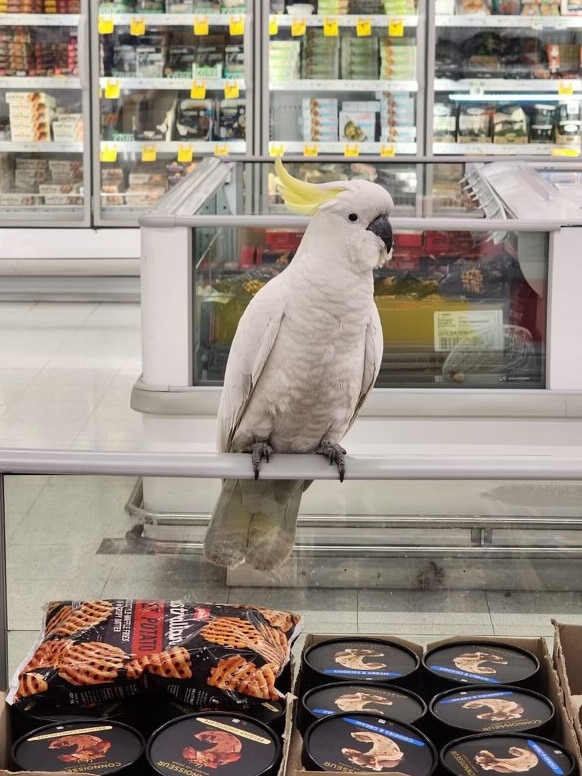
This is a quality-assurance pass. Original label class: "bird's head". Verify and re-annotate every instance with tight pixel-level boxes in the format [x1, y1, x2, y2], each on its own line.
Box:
[274, 157, 394, 270]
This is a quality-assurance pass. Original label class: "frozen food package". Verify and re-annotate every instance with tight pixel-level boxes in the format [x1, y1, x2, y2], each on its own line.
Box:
[457, 105, 491, 142]
[442, 325, 536, 384]
[174, 99, 213, 140]
[8, 600, 302, 709]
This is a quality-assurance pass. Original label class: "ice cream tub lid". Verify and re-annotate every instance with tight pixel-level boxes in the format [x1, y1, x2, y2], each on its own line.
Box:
[430, 685, 555, 736]
[147, 711, 282, 776]
[302, 638, 420, 685]
[440, 733, 576, 776]
[302, 712, 437, 775]
[422, 641, 540, 688]
[299, 682, 426, 734]
[11, 719, 145, 775]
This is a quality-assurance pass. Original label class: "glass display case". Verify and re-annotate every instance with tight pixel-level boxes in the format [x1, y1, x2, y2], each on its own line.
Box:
[266, 0, 425, 159]
[93, 2, 252, 224]
[429, 0, 582, 157]
[0, 1, 91, 226]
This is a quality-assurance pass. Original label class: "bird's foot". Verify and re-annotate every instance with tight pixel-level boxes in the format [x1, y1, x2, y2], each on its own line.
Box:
[316, 441, 347, 482]
[244, 440, 273, 480]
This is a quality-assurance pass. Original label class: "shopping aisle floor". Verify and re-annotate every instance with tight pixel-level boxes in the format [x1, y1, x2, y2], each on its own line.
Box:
[1, 301, 582, 677]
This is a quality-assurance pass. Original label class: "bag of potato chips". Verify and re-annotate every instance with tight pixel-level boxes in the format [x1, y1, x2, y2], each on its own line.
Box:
[8, 600, 302, 709]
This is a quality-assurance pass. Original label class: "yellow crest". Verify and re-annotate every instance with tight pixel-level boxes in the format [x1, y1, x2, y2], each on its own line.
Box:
[274, 157, 344, 215]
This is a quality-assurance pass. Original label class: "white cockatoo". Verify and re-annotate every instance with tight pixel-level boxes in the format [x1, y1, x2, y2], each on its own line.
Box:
[203, 158, 394, 571]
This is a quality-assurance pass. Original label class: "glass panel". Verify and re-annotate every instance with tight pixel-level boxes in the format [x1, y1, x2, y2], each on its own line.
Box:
[268, 0, 421, 158]
[192, 160, 547, 389]
[97, 9, 248, 222]
[5, 471, 582, 680]
[431, 8, 582, 157]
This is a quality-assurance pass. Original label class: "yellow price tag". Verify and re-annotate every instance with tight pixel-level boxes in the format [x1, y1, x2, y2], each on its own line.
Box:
[388, 18, 404, 36]
[303, 142, 318, 156]
[141, 145, 157, 162]
[356, 17, 371, 36]
[98, 14, 114, 34]
[104, 78, 120, 99]
[229, 15, 244, 35]
[130, 16, 145, 36]
[190, 81, 206, 98]
[559, 81, 574, 95]
[269, 15, 278, 35]
[551, 147, 580, 157]
[177, 144, 193, 163]
[344, 143, 359, 157]
[224, 80, 240, 99]
[269, 143, 285, 157]
[193, 16, 209, 34]
[323, 17, 338, 36]
[100, 144, 118, 162]
[380, 143, 396, 157]
[291, 18, 306, 35]
[214, 144, 229, 156]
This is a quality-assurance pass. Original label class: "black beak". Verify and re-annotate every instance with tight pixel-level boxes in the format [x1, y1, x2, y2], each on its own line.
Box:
[366, 214, 393, 253]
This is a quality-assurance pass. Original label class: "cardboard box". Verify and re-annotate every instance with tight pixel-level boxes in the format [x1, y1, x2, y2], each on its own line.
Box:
[287, 633, 582, 776]
[553, 620, 582, 757]
[0, 692, 84, 775]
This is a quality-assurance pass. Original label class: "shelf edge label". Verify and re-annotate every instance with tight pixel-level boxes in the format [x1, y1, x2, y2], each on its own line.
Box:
[194, 16, 209, 35]
[98, 14, 114, 34]
[141, 144, 157, 162]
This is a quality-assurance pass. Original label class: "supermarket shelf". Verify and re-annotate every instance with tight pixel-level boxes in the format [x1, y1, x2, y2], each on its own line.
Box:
[270, 140, 417, 155]
[96, 12, 239, 26]
[0, 141, 83, 153]
[99, 76, 245, 91]
[435, 78, 582, 93]
[1, 77, 81, 90]
[0, 12, 79, 25]
[434, 142, 580, 156]
[435, 13, 582, 28]
[274, 14, 418, 27]
[100, 139, 246, 154]
[270, 79, 418, 92]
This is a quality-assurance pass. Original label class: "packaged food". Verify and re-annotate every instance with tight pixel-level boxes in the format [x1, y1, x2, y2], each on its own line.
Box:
[422, 641, 540, 695]
[493, 104, 528, 143]
[457, 105, 491, 142]
[8, 600, 301, 710]
[440, 734, 576, 776]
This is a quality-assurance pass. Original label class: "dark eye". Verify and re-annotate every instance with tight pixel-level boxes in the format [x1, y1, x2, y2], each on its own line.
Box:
[348, 213, 358, 222]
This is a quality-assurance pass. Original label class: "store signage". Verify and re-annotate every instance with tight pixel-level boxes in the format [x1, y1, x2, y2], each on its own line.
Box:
[98, 15, 114, 34]
[229, 16, 244, 35]
[356, 17, 371, 36]
[323, 18, 339, 36]
[388, 18, 404, 37]
[194, 16, 209, 35]
[141, 145, 157, 162]
[104, 79, 120, 99]
[177, 145, 193, 163]
[130, 17, 145, 36]
[190, 81, 206, 98]
[269, 16, 279, 35]
[224, 80, 240, 99]
[291, 18, 307, 36]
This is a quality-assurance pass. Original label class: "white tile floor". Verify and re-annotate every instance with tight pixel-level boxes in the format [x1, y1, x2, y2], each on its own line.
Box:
[1, 301, 582, 680]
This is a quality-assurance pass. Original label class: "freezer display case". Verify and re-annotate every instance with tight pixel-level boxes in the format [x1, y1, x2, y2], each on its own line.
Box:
[0, 2, 91, 226]
[135, 158, 556, 396]
[429, 0, 582, 157]
[94, 0, 251, 224]
[266, 0, 425, 159]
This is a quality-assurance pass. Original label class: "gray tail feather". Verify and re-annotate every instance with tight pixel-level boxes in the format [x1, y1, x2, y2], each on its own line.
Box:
[244, 482, 303, 572]
[203, 479, 252, 568]
[204, 478, 304, 571]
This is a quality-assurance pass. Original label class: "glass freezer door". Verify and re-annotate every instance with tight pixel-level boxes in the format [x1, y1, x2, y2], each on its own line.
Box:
[0, 2, 91, 226]
[266, 0, 425, 159]
[93, 3, 251, 225]
[429, 2, 582, 158]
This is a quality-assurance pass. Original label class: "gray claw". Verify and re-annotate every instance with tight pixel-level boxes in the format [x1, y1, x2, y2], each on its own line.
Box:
[248, 441, 273, 480]
[316, 442, 347, 482]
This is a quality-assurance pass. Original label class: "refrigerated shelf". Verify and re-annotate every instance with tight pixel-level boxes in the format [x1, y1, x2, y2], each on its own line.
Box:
[435, 14, 582, 28]
[0, 141, 83, 153]
[99, 77, 246, 91]
[96, 13, 238, 25]
[100, 139, 245, 154]
[3, 77, 81, 89]
[269, 79, 418, 91]
[272, 14, 419, 28]
[0, 12, 79, 24]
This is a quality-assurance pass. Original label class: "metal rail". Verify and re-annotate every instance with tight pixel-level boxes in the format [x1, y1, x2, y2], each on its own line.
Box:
[2, 448, 582, 479]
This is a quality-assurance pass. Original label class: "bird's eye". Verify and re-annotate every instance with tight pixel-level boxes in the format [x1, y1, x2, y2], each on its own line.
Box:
[348, 213, 358, 222]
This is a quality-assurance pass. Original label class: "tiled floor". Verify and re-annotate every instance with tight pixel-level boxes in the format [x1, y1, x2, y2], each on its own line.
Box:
[2, 301, 582, 680]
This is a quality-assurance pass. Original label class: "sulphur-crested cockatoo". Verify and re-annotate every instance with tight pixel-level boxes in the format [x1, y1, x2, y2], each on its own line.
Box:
[204, 158, 393, 571]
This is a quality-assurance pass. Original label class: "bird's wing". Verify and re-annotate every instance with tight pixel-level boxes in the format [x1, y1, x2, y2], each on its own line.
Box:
[217, 278, 285, 453]
[347, 304, 384, 430]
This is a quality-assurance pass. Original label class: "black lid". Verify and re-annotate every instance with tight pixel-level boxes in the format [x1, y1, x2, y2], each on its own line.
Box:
[302, 712, 437, 775]
[441, 733, 576, 776]
[301, 682, 426, 729]
[147, 711, 281, 776]
[430, 685, 554, 736]
[303, 638, 420, 683]
[11, 719, 145, 775]
[423, 641, 540, 687]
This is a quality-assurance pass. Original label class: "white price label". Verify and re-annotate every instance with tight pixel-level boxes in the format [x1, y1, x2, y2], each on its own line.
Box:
[433, 309, 504, 353]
